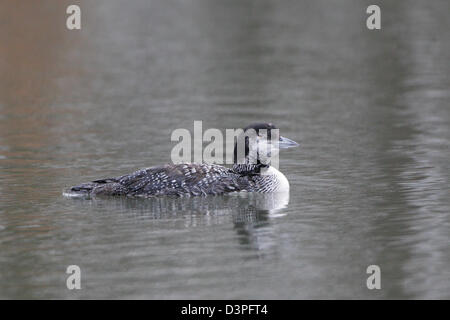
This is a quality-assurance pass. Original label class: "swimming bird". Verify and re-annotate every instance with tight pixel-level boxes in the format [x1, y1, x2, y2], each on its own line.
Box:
[65, 122, 298, 198]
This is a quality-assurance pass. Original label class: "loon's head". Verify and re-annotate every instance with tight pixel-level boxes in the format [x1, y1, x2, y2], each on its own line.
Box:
[233, 122, 299, 165]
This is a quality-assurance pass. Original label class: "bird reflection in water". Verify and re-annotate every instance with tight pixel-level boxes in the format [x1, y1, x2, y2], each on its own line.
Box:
[67, 192, 289, 251]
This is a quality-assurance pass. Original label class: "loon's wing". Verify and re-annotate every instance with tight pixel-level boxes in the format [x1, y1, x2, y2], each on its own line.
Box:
[118, 163, 241, 196]
[69, 163, 242, 197]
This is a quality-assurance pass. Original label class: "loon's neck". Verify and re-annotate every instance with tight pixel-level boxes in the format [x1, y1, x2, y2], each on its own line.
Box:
[260, 166, 290, 192]
[232, 163, 268, 176]
[232, 163, 290, 192]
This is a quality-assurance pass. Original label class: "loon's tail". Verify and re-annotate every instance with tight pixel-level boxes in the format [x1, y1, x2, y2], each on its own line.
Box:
[63, 182, 99, 198]
[63, 178, 124, 198]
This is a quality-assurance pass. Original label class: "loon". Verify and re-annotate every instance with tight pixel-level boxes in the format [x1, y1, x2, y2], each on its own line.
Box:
[65, 122, 298, 198]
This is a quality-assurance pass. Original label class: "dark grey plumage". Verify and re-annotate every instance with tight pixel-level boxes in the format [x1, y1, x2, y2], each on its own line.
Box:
[69, 163, 280, 197]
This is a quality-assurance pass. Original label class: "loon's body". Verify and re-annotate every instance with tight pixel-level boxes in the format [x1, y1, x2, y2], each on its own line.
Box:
[66, 123, 298, 198]
[68, 163, 289, 197]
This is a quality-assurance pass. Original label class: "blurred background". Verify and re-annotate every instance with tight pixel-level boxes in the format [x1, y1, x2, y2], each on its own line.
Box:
[0, 0, 449, 299]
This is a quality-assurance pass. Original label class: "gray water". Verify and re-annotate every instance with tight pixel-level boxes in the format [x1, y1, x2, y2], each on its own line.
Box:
[0, 0, 449, 299]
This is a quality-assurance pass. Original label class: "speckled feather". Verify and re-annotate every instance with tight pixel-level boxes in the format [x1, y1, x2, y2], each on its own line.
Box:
[70, 163, 281, 197]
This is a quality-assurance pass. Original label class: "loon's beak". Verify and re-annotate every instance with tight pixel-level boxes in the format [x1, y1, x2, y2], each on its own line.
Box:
[279, 136, 299, 149]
